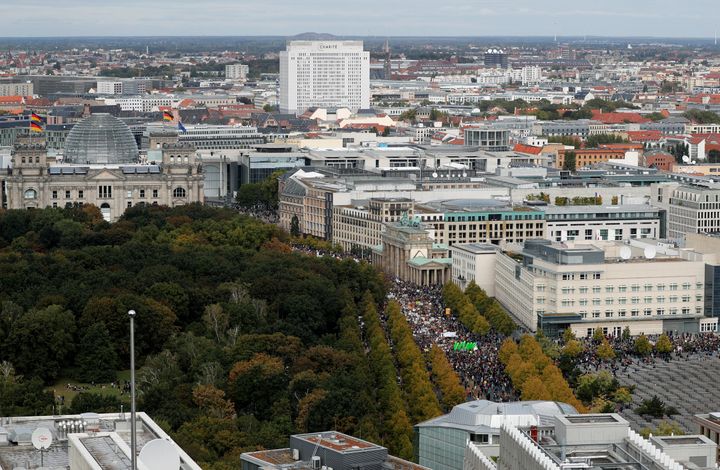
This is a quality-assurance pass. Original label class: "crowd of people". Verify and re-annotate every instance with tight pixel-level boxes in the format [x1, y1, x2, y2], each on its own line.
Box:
[232, 203, 279, 224]
[387, 279, 517, 402]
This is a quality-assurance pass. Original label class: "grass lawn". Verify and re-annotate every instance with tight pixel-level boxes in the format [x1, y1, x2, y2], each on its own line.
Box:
[48, 370, 131, 407]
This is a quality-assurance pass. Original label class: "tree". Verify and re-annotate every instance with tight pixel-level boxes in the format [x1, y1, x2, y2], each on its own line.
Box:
[562, 339, 584, 359]
[596, 338, 616, 362]
[7, 305, 76, 382]
[76, 323, 119, 383]
[634, 334, 653, 356]
[621, 326, 631, 341]
[592, 328, 605, 343]
[290, 215, 300, 237]
[655, 333, 673, 355]
[262, 104, 275, 112]
[563, 151, 577, 172]
[636, 395, 677, 418]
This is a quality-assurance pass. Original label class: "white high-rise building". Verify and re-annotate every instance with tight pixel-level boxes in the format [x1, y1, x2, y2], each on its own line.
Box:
[279, 40, 370, 115]
[225, 63, 249, 80]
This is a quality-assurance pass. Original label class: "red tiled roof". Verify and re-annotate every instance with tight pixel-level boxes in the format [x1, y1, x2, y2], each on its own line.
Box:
[513, 143, 543, 155]
[626, 130, 663, 142]
[590, 109, 650, 124]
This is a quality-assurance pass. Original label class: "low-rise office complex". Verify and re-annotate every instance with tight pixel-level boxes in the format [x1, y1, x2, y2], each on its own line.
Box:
[466, 413, 717, 470]
[494, 239, 711, 336]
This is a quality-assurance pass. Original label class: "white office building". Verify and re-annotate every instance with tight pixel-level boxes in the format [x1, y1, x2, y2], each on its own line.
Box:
[225, 63, 249, 80]
[279, 40, 370, 114]
[494, 239, 711, 336]
[544, 205, 661, 242]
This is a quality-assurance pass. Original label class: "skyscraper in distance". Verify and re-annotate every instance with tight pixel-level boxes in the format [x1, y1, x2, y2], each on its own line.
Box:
[279, 40, 370, 114]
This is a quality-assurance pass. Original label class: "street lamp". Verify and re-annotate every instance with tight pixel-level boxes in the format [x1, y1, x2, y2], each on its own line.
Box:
[128, 309, 137, 470]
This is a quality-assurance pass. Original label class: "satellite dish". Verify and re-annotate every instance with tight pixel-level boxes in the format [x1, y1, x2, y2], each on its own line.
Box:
[462, 172, 468, 177]
[139, 439, 180, 470]
[31, 428, 53, 450]
[432, 172, 438, 178]
[620, 246, 632, 260]
[682, 155, 690, 163]
[691, 160, 697, 164]
[644, 246, 657, 259]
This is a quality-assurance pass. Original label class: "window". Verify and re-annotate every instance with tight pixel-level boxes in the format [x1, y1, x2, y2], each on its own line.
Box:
[593, 287, 601, 294]
[152, 189, 158, 198]
[579, 273, 588, 280]
[697, 282, 704, 290]
[579, 287, 589, 294]
[631, 297, 639, 304]
[24, 189, 37, 199]
[618, 298, 627, 305]
[644, 296, 652, 304]
[631, 284, 640, 292]
[682, 295, 691, 302]
[682, 282, 691, 290]
[618, 285, 627, 292]
[592, 311, 600, 318]
[127, 190, 132, 198]
[65, 190, 71, 199]
[631, 309, 639, 317]
[605, 298, 614, 305]
[593, 298, 601, 306]
[670, 308, 678, 315]
[656, 297, 665, 303]
[561, 287, 574, 294]
[173, 187, 187, 198]
[593, 273, 601, 279]
[657, 308, 665, 316]
[697, 295, 703, 302]
[98, 185, 112, 198]
[669, 283, 678, 291]
[52, 190, 58, 199]
[579, 299, 588, 306]
[669, 296, 678, 303]
[605, 286, 614, 293]
[536, 297, 545, 305]
[139, 189, 146, 198]
[536, 285, 545, 292]
[643, 308, 652, 316]
[657, 284, 665, 291]
[605, 310, 614, 318]
[682, 307, 690, 315]
[78, 190, 84, 199]
[644, 284, 653, 292]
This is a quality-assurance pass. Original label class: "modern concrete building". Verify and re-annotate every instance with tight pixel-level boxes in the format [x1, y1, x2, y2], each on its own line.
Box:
[414, 400, 577, 470]
[0, 412, 202, 470]
[0, 81, 33, 96]
[693, 412, 720, 464]
[450, 243, 498, 295]
[226, 63, 249, 80]
[471, 413, 718, 470]
[494, 239, 709, 336]
[241, 431, 427, 470]
[279, 41, 370, 114]
[543, 204, 662, 242]
[416, 200, 545, 247]
[2, 114, 203, 221]
[667, 185, 720, 241]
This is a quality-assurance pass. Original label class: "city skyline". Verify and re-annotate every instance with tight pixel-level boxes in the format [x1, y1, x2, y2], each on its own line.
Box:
[2, 0, 720, 39]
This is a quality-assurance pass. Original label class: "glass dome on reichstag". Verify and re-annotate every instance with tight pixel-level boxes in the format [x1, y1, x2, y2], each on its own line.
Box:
[63, 114, 139, 165]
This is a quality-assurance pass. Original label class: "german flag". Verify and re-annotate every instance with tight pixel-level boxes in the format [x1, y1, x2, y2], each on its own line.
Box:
[30, 112, 43, 123]
[30, 121, 43, 133]
[162, 110, 173, 122]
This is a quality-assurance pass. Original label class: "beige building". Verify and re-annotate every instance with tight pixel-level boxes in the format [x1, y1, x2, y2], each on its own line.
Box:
[2, 114, 203, 222]
[372, 221, 451, 286]
[450, 243, 498, 295]
[494, 239, 710, 336]
[332, 197, 414, 252]
[693, 413, 720, 464]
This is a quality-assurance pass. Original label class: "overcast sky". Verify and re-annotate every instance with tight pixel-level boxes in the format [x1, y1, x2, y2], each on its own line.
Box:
[1, 0, 719, 38]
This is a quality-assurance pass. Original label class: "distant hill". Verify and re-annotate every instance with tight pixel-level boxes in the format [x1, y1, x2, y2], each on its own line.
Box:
[290, 32, 338, 40]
